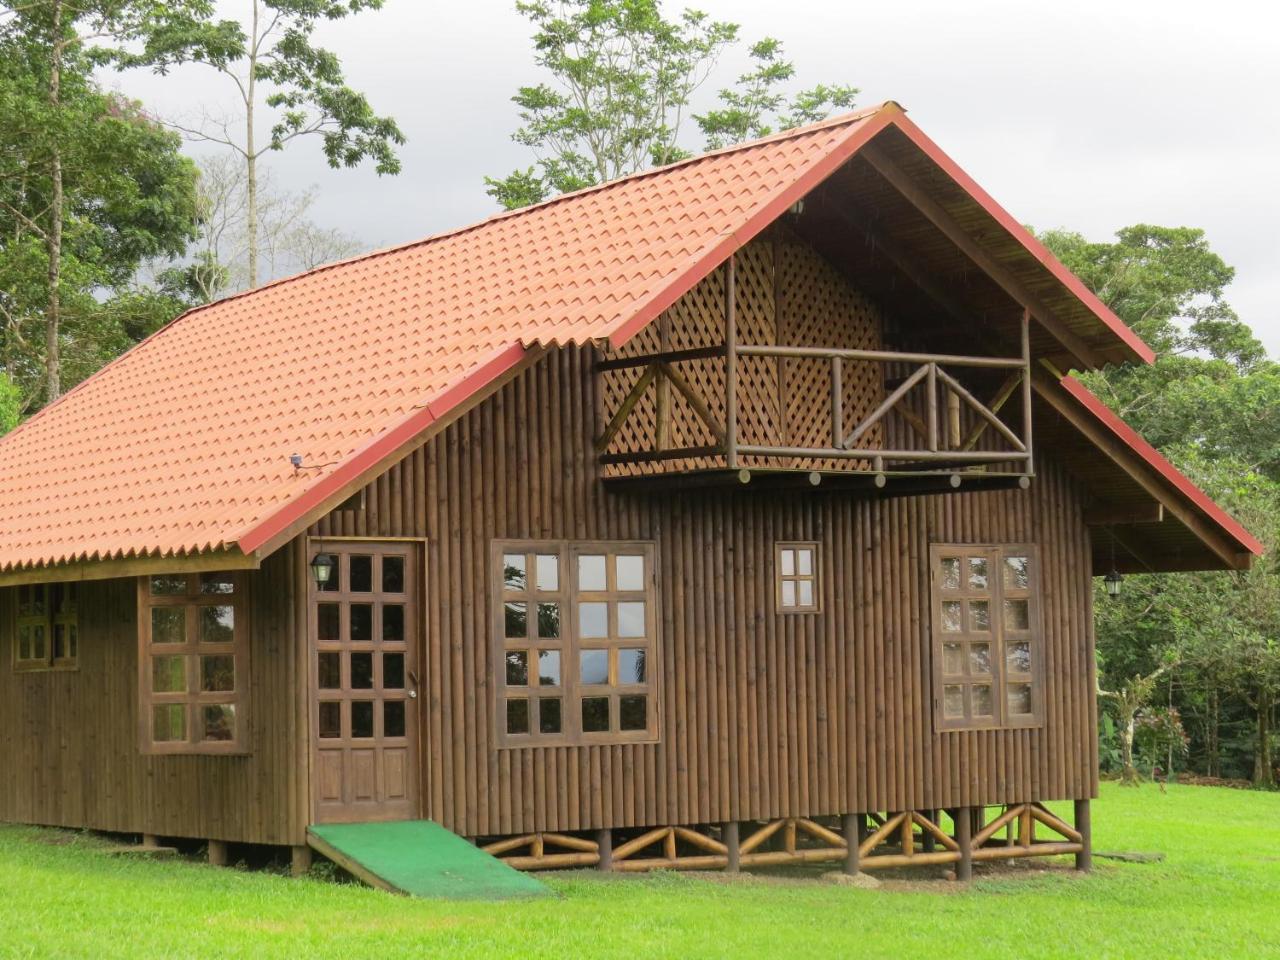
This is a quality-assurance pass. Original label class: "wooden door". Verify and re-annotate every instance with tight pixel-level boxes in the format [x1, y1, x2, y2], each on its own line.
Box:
[309, 540, 420, 823]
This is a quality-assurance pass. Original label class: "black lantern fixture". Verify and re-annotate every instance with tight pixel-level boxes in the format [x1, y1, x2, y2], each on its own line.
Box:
[310, 553, 335, 587]
[1103, 531, 1122, 598]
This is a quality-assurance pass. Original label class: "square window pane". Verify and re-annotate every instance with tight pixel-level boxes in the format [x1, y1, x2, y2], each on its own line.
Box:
[940, 557, 961, 590]
[151, 607, 185, 645]
[350, 604, 373, 642]
[969, 643, 991, 676]
[152, 655, 186, 693]
[383, 604, 405, 643]
[535, 554, 558, 592]
[384, 700, 406, 738]
[506, 650, 529, 686]
[968, 557, 988, 590]
[350, 651, 374, 689]
[1008, 683, 1033, 716]
[504, 602, 528, 639]
[972, 684, 994, 717]
[1007, 641, 1032, 674]
[32, 624, 46, 659]
[615, 555, 645, 591]
[580, 649, 609, 685]
[943, 685, 964, 719]
[1004, 555, 1030, 591]
[52, 624, 67, 661]
[780, 549, 795, 576]
[199, 573, 235, 595]
[503, 554, 527, 591]
[351, 701, 374, 738]
[579, 602, 608, 638]
[318, 701, 341, 738]
[150, 575, 186, 597]
[797, 549, 813, 576]
[581, 696, 610, 733]
[350, 555, 373, 592]
[17, 625, 31, 661]
[383, 652, 405, 689]
[68, 624, 77, 659]
[578, 555, 607, 591]
[942, 642, 963, 675]
[317, 603, 340, 643]
[940, 600, 962, 633]
[618, 648, 647, 685]
[538, 650, 561, 686]
[201, 655, 235, 692]
[54, 583, 78, 614]
[620, 695, 647, 732]
[153, 704, 186, 742]
[797, 580, 814, 608]
[781, 580, 796, 607]
[202, 704, 236, 742]
[539, 697, 562, 734]
[199, 606, 234, 644]
[617, 602, 646, 638]
[537, 602, 560, 639]
[506, 698, 530, 735]
[382, 556, 405, 593]
[969, 600, 990, 631]
[317, 651, 341, 689]
[1004, 598, 1030, 632]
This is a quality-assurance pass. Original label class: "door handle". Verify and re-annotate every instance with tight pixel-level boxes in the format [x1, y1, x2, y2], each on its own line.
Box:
[408, 670, 419, 699]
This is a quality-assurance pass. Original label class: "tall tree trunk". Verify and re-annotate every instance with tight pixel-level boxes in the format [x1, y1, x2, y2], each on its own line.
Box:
[44, 0, 64, 402]
[1255, 689, 1274, 788]
[245, 0, 259, 288]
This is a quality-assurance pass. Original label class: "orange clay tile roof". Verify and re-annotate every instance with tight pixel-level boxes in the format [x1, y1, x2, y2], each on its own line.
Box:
[0, 101, 1187, 575]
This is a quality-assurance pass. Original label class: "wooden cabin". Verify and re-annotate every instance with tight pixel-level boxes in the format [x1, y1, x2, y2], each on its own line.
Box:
[0, 102, 1261, 880]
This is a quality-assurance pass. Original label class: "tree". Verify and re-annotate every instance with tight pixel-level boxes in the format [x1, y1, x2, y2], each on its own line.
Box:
[695, 37, 856, 149]
[485, 0, 856, 210]
[155, 153, 361, 305]
[167, 0, 403, 288]
[0, 371, 19, 434]
[0, 0, 226, 401]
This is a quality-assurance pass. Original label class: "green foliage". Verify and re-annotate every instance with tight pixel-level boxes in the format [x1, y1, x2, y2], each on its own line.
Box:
[696, 37, 857, 149]
[0, 4, 207, 407]
[0, 371, 20, 434]
[486, 0, 856, 209]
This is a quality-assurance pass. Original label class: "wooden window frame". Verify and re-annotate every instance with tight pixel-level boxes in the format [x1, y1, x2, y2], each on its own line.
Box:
[775, 541, 821, 614]
[11, 582, 79, 672]
[930, 543, 1043, 733]
[492, 540, 660, 748]
[137, 573, 250, 755]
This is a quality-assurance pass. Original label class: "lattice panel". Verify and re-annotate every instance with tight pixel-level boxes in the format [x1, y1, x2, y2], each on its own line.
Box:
[598, 223, 888, 477]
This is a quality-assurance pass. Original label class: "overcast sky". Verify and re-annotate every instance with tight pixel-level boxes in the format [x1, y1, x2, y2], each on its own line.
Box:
[119, 0, 1280, 354]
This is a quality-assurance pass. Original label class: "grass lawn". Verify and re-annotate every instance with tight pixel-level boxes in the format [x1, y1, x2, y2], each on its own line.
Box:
[1, 782, 1277, 959]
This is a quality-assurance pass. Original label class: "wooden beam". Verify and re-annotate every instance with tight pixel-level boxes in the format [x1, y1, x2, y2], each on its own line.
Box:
[859, 143, 1105, 370]
[0, 549, 260, 588]
[1085, 503, 1165, 526]
[660, 363, 727, 444]
[725, 253, 739, 468]
[960, 372, 1022, 451]
[594, 344, 724, 371]
[594, 363, 658, 453]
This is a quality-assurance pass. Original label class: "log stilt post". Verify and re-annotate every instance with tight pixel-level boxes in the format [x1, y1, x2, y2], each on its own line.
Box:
[1074, 798, 1092, 872]
[291, 845, 312, 878]
[141, 833, 159, 849]
[842, 813, 860, 876]
[596, 828, 613, 872]
[724, 821, 740, 874]
[207, 839, 228, 867]
[955, 807, 973, 881]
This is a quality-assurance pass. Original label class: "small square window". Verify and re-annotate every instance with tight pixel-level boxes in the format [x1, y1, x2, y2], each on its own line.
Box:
[535, 554, 558, 592]
[503, 554, 527, 591]
[581, 696, 610, 733]
[776, 542, 820, 613]
[578, 555, 607, 591]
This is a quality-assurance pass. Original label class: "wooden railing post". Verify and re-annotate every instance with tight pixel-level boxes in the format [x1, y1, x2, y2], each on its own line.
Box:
[724, 254, 738, 469]
[1021, 307, 1034, 474]
[955, 807, 972, 881]
[1074, 799, 1092, 872]
[925, 362, 938, 452]
[831, 355, 843, 449]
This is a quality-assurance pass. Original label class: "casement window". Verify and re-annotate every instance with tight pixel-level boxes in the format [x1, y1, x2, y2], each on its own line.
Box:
[13, 582, 78, 671]
[493, 541, 658, 746]
[930, 544, 1041, 731]
[137, 572, 249, 754]
[776, 542, 820, 613]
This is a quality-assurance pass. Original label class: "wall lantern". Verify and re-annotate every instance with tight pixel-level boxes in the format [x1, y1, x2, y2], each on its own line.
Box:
[1104, 568, 1123, 599]
[310, 553, 335, 587]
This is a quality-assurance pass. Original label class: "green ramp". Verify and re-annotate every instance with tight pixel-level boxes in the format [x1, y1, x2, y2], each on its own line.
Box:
[307, 820, 552, 900]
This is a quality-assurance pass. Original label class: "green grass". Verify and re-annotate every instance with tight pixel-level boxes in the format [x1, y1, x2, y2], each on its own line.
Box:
[1, 782, 1278, 959]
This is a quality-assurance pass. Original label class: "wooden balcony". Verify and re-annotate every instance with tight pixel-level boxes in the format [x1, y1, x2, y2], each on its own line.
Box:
[595, 260, 1034, 495]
